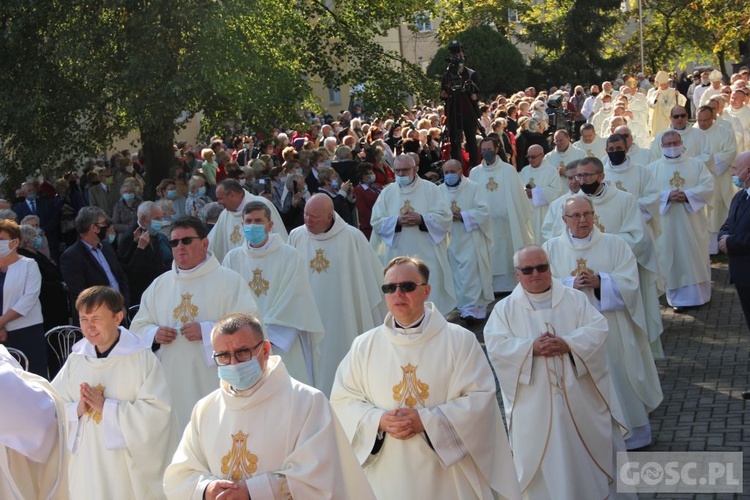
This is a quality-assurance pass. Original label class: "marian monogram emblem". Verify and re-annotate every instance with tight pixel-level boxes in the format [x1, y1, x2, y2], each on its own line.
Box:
[310, 248, 329, 274]
[249, 269, 269, 297]
[615, 180, 627, 192]
[230, 225, 243, 245]
[571, 258, 594, 276]
[221, 431, 258, 481]
[586, 149, 595, 157]
[670, 171, 686, 189]
[528, 177, 536, 188]
[173, 293, 199, 324]
[485, 177, 498, 192]
[593, 214, 606, 232]
[84, 384, 105, 424]
[392, 364, 430, 408]
[400, 199, 414, 215]
[450, 199, 461, 212]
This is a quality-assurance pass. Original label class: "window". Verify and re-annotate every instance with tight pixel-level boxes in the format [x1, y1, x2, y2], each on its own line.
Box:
[328, 85, 341, 105]
[415, 12, 432, 33]
[508, 9, 519, 23]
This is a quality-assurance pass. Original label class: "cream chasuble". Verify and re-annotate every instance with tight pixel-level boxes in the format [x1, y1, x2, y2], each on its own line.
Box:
[547, 184, 665, 358]
[369, 176, 457, 314]
[543, 229, 663, 449]
[540, 145, 586, 180]
[208, 190, 288, 262]
[648, 88, 686, 139]
[1, 346, 67, 500]
[573, 137, 607, 163]
[651, 155, 714, 306]
[51, 328, 179, 499]
[485, 282, 627, 500]
[164, 357, 375, 500]
[289, 213, 386, 395]
[727, 105, 750, 151]
[439, 178, 494, 316]
[604, 156, 662, 239]
[695, 120, 738, 238]
[721, 112, 746, 152]
[519, 163, 565, 243]
[649, 125, 704, 162]
[130, 254, 259, 428]
[592, 108, 614, 137]
[222, 234, 324, 387]
[540, 190, 577, 243]
[628, 143, 652, 169]
[469, 158, 533, 292]
[331, 304, 521, 500]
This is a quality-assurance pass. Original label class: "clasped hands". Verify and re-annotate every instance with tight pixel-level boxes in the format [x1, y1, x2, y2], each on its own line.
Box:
[205, 479, 250, 500]
[572, 270, 600, 290]
[378, 408, 424, 440]
[532, 331, 570, 357]
[399, 210, 423, 227]
[667, 189, 687, 203]
[154, 322, 202, 344]
[76, 382, 105, 418]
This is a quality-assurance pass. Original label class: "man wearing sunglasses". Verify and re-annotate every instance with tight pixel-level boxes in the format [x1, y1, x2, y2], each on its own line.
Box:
[649, 105, 703, 161]
[485, 245, 627, 499]
[331, 256, 521, 500]
[130, 216, 259, 429]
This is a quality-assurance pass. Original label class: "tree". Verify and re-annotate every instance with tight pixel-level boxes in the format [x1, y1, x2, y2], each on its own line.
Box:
[426, 26, 527, 98]
[435, 0, 530, 42]
[0, 0, 437, 195]
[519, 0, 627, 88]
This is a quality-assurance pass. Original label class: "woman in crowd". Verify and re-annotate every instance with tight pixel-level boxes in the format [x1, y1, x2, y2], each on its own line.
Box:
[317, 166, 356, 227]
[184, 175, 212, 219]
[111, 179, 142, 249]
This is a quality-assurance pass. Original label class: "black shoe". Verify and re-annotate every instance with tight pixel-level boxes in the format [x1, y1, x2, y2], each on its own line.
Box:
[672, 306, 686, 313]
[461, 315, 478, 327]
[742, 391, 750, 400]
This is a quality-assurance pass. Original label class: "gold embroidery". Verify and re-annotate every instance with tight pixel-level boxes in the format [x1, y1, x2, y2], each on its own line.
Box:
[310, 248, 329, 274]
[570, 258, 594, 276]
[586, 149, 595, 157]
[84, 384, 105, 424]
[392, 364, 429, 408]
[485, 177, 499, 192]
[528, 177, 536, 188]
[450, 199, 461, 212]
[670, 171, 686, 189]
[400, 199, 414, 215]
[173, 293, 199, 324]
[221, 431, 258, 481]
[615, 180, 627, 192]
[249, 269, 269, 297]
[230, 225, 243, 245]
[593, 214, 606, 232]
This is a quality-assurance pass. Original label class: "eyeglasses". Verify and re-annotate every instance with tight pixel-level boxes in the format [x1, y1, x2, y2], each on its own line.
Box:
[564, 211, 595, 220]
[671, 113, 687, 119]
[393, 168, 412, 175]
[575, 172, 600, 181]
[527, 153, 543, 159]
[516, 264, 550, 275]
[168, 236, 201, 248]
[381, 281, 427, 294]
[213, 339, 264, 366]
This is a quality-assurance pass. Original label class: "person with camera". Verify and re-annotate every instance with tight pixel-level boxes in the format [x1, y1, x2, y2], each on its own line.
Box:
[440, 41, 481, 168]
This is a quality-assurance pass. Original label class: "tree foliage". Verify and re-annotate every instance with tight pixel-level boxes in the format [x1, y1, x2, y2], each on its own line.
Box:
[426, 26, 526, 98]
[435, 0, 529, 42]
[519, 0, 626, 88]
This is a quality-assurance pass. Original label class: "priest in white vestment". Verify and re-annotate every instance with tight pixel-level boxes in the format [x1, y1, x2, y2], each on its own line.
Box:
[331, 257, 521, 500]
[649, 105, 703, 161]
[164, 313, 375, 500]
[369, 154, 456, 314]
[222, 200, 324, 387]
[652, 131, 714, 309]
[591, 95, 614, 138]
[438, 160, 494, 322]
[52, 286, 179, 499]
[541, 160, 581, 242]
[573, 123, 607, 162]
[695, 105, 738, 253]
[549, 157, 665, 357]
[520, 144, 565, 243]
[1, 345, 67, 500]
[130, 217, 260, 428]
[207, 178, 287, 262]
[540, 130, 586, 179]
[485, 245, 630, 500]
[543, 197, 663, 449]
[648, 71, 687, 139]
[727, 89, 750, 150]
[712, 95, 746, 152]
[470, 137, 533, 292]
[698, 69, 724, 107]
[289, 194, 386, 395]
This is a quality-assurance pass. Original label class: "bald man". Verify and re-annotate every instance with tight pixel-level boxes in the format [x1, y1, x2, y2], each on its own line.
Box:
[288, 194, 386, 394]
[520, 144, 565, 243]
[614, 125, 651, 167]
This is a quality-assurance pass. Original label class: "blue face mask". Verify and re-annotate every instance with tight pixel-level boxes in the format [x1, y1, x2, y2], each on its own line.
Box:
[107, 234, 116, 245]
[732, 175, 745, 188]
[32, 235, 43, 250]
[149, 219, 163, 233]
[444, 173, 460, 186]
[26, 193, 37, 201]
[243, 224, 267, 246]
[166, 189, 178, 200]
[395, 175, 412, 186]
[217, 357, 263, 390]
[197, 186, 207, 197]
[331, 179, 340, 189]
[122, 193, 135, 202]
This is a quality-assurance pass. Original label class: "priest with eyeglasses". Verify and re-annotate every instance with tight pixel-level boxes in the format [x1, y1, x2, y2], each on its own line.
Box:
[331, 256, 521, 500]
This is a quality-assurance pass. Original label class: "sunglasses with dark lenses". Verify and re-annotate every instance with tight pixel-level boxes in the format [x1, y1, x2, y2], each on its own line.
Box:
[671, 113, 687, 119]
[168, 236, 201, 248]
[516, 264, 550, 275]
[381, 281, 427, 294]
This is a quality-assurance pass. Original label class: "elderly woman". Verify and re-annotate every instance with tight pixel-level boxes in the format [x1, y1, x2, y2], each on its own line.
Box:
[317, 166, 356, 226]
[0, 219, 46, 377]
[516, 117, 549, 170]
[156, 178, 186, 218]
[111, 179, 142, 250]
[19, 215, 52, 260]
[185, 175, 212, 219]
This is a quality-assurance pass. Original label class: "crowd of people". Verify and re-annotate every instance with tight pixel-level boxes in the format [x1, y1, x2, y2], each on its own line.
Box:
[1, 64, 750, 499]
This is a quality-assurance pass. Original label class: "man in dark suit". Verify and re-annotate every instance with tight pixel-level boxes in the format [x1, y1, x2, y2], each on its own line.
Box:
[718, 151, 750, 398]
[60, 207, 130, 324]
[12, 182, 59, 258]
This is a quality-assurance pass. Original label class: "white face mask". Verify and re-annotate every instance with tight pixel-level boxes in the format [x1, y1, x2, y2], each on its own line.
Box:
[0, 239, 15, 258]
[663, 145, 683, 159]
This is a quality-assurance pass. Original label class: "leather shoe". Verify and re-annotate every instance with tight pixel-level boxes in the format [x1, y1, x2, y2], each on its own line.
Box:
[742, 391, 750, 400]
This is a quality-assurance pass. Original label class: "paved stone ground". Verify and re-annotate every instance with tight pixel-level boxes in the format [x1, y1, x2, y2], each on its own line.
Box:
[455, 262, 749, 498]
